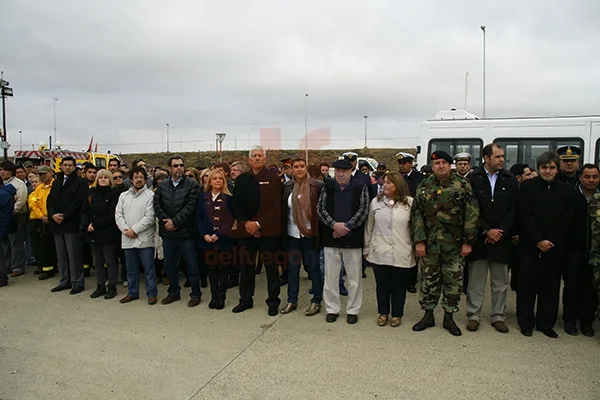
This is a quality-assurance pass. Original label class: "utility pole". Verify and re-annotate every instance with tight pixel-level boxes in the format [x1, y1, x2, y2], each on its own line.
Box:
[464, 72, 469, 110]
[19, 130, 22, 151]
[1, 72, 14, 160]
[53, 98, 58, 145]
[364, 116, 368, 148]
[304, 93, 309, 163]
[166, 123, 170, 152]
[216, 133, 226, 162]
[481, 25, 486, 118]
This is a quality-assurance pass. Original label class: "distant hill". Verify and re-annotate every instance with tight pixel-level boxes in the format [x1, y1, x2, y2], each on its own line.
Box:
[120, 147, 418, 170]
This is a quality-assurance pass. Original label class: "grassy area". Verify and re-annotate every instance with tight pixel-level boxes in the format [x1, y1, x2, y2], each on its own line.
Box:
[120, 147, 417, 170]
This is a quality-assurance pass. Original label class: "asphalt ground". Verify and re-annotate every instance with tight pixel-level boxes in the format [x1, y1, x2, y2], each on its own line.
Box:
[1, 269, 599, 400]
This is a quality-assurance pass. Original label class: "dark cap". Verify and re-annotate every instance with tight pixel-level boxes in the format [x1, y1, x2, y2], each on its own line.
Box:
[83, 162, 97, 171]
[377, 163, 387, 170]
[556, 145, 581, 160]
[281, 157, 292, 166]
[430, 151, 453, 164]
[332, 159, 353, 170]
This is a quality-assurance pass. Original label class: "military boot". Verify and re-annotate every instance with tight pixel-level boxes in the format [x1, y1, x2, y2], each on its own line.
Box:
[412, 310, 435, 331]
[443, 312, 462, 336]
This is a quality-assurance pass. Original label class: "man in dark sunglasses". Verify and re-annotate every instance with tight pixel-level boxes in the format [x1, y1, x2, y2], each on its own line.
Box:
[153, 156, 202, 307]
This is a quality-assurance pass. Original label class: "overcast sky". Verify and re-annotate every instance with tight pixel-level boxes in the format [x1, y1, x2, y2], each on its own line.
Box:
[1, 0, 599, 155]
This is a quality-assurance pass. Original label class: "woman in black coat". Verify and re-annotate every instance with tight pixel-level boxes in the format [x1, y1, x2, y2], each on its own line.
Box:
[81, 169, 121, 299]
[195, 169, 235, 309]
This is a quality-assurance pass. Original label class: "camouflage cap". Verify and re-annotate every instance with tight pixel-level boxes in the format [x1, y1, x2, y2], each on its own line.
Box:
[37, 166, 52, 174]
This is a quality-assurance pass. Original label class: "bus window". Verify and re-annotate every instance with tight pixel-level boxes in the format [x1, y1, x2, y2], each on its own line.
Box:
[95, 157, 107, 168]
[428, 139, 483, 166]
[494, 138, 584, 170]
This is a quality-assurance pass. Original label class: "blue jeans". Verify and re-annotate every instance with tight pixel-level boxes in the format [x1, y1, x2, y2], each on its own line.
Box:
[163, 237, 201, 299]
[124, 248, 157, 298]
[288, 236, 322, 304]
[320, 249, 344, 286]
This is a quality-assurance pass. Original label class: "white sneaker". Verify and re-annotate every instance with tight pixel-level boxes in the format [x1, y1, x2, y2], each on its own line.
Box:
[122, 281, 128, 287]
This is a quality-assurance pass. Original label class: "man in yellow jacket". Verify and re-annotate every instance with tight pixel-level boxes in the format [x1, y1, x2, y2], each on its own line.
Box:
[28, 166, 57, 280]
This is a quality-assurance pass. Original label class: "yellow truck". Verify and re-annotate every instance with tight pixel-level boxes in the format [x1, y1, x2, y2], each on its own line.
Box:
[14, 148, 122, 172]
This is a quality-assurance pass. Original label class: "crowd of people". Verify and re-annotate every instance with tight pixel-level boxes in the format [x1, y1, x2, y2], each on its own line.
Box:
[1, 143, 599, 339]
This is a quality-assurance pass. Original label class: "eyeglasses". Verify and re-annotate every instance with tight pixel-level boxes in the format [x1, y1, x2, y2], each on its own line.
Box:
[113, 176, 123, 180]
[172, 163, 184, 168]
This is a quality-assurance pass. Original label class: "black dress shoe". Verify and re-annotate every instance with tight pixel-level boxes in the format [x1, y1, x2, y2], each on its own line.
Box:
[279, 277, 288, 286]
[347, 314, 358, 324]
[232, 302, 253, 313]
[201, 279, 208, 288]
[520, 328, 533, 337]
[564, 321, 578, 336]
[268, 306, 279, 316]
[90, 285, 107, 299]
[580, 325, 595, 337]
[215, 301, 225, 310]
[38, 272, 55, 281]
[209, 299, 217, 309]
[538, 328, 559, 339]
[406, 284, 417, 294]
[69, 286, 85, 295]
[326, 313, 339, 323]
[51, 284, 72, 293]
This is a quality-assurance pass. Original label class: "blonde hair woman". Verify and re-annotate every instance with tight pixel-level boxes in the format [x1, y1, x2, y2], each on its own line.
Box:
[199, 168, 210, 188]
[81, 168, 121, 299]
[195, 168, 234, 309]
[364, 172, 415, 327]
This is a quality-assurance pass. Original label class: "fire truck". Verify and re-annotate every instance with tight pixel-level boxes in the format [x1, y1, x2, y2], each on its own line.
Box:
[14, 147, 122, 173]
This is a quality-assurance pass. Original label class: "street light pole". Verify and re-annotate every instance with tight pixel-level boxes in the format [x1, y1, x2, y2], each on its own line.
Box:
[364, 116, 368, 148]
[464, 72, 469, 110]
[1, 72, 14, 160]
[480, 25, 486, 118]
[216, 133, 226, 162]
[304, 93, 309, 163]
[53, 98, 58, 145]
[19, 130, 22, 151]
[166, 123, 170, 152]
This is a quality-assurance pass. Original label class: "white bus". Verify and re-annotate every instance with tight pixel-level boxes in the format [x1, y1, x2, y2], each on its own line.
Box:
[417, 109, 600, 169]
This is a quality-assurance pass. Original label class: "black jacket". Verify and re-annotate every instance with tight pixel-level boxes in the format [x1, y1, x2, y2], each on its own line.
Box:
[318, 178, 369, 249]
[403, 169, 423, 198]
[47, 171, 89, 234]
[467, 166, 518, 265]
[81, 186, 121, 245]
[569, 187, 595, 264]
[154, 177, 202, 239]
[557, 170, 581, 189]
[518, 176, 574, 259]
[352, 170, 375, 198]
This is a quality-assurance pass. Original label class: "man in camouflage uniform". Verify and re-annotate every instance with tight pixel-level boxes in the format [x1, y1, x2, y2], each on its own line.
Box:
[411, 150, 479, 336]
[588, 192, 600, 324]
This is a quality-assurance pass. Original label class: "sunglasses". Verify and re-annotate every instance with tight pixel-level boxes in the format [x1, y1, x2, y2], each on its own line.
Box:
[172, 163, 184, 168]
[113, 176, 123, 180]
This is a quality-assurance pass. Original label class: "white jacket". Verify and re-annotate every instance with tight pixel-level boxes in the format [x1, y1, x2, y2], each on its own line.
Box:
[364, 196, 415, 268]
[115, 186, 155, 249]
[6, 177, 28, 214]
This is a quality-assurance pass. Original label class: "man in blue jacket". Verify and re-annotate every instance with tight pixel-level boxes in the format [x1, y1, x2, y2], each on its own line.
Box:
[0, 178, 16, 287]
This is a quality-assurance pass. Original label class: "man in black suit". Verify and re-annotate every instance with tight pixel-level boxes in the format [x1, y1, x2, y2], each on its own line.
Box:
[396, 151, 422, 293]
[372, 172, 384, 196]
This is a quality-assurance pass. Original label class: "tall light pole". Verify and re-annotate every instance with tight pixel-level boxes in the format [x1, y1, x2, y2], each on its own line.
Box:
[19, 130, 22, 151]
[53, 98, 58, 145]
[364, 116, 368, 148]
[304, 93, 309, 163]
[1, 72, 14, 160]
[166, 123, 170, 152]
[464, 72, 469, 110]
[480, 25, 486, 118]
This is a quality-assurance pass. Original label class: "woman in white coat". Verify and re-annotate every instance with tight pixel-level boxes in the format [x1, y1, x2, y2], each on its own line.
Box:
[364, 172, 415, 327]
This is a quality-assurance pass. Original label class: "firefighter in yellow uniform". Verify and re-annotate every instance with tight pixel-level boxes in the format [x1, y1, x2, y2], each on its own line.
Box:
[28, 166, 57, 280]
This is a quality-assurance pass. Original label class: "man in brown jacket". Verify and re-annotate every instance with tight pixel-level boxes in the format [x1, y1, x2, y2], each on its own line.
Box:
[230, 145, 282, 316]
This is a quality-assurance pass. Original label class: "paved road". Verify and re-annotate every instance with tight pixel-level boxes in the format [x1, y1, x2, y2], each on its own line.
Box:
[1, 270, 599, 400]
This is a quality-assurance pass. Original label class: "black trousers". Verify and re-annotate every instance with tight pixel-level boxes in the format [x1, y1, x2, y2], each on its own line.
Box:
[373, 264, 409, 317]
[407, 265, 418, 288]
[29, 219, 56, 271]
[91, 243, 117, 287]
[517, 252, 562, 330]
[562, 260, 598, 325]
[197, 248, 207, 284]
[206, 249, 229, 301]
[238, 236, 281, 308]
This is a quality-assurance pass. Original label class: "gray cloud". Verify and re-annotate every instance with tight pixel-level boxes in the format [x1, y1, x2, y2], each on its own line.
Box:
[1, 0, 598, 154]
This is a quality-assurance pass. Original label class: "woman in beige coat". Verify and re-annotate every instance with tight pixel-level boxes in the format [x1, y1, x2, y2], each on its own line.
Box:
[364, 172, 415, 327]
